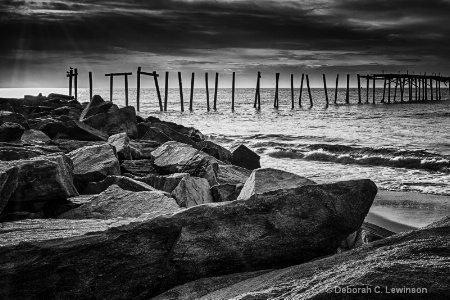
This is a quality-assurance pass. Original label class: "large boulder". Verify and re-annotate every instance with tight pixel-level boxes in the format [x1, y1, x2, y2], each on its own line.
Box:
[82, 105, 138, 138]
[4, 154, 78, 203]
[0, 122, 25, 142]
[68, 144, 121, 192]
[138, 122, 196, 146]
[230, 144, 261, 170]
[129, 140, 160, 159]
[144, 116, 204, 142]
[20, 129, 51, 144]
[79, 95, 114, 120]
[108, 132, 131, 161]
[126, 173, 189, 193]
[156, 216, 450, 300]
[0, 144, 54, 161]
[83, 175, 156, 195]
[0, 165, 18, 213]
[59, 185, 180, 219]
[197, 140, 233, 163]
[38, 118, 109, 141]
[121, 159, 157, 177]
[0, 179, 376, 299]
[151, 142, 219, 184]
[0, 111, 28, 128]
[211, 165, 252, 202]
[139, 126, 172, 144]
[172, 175, 213, 208]
[238, 168, 316, 200]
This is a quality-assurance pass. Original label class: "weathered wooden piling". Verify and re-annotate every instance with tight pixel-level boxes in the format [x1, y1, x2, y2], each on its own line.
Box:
[387, 76, 391, 103]
[274, 73, 280, 108]
[214, 73, 218, 110]
[408, 78, 412, 102]
[68, 69, 73, 96]
[124, 74, 129, 107]
[136, 67, 141, 111]
[190, 72, 195, 111]
[164, 72, 169, 111]
[346, 74, 350, 104]
[152, 71, 163, 111]
[357, 74, 361, 104]
[89, 71, 93, 101]
[299, 73, 304, 106]
[382, 78, 386, 103]
[306, 74, 313, 107]
[254, 72, 261, 110]
[74, 68, 78, 101]
[335, 74, 339, 104]
[372, 77, 376, 104]
[232, 72, 235, 110]
[291, 74, 294, 109]
[393, 78, 399, 102]
[323, 74, 329, 105]
[430, 78, 434, 101]
[178, 72, 184, 112]
[205, 73, 210, 112]
[109, 75, 113, 102]
[366, 75, 369, 103]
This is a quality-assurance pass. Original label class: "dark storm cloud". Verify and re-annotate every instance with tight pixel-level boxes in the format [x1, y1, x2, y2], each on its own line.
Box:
[1, 0, 449, 87]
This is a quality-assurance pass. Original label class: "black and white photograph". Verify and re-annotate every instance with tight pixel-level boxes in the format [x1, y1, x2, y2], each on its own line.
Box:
[1, 0, 449, 299]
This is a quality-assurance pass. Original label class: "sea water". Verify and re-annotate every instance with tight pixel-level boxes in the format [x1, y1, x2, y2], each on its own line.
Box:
[2, 87, 450, 228]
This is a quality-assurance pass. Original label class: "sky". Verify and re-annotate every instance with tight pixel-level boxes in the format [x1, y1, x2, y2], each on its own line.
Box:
[1, 0, 450, 88]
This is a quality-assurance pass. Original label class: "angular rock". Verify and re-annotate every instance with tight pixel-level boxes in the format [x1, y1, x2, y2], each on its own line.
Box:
[0, 122, 25, 142]
[48, 93, 75, 101]
[0, 144, 54, 161]
[68, 144, 121, 192]
[216, 164, 251, 185]
[38, 118, 109, 141]
[20, 129, 51, 144]
[159, 217, 450, 300]
[238, 168, 316, 200]
[338, 222, 395, 253]
[197, 140, 233, 163]
[145, 116, 205, 142]
[79, 95, 114, 120]
[139, 122, 196, 146]
[121, 159, 157, 177]
[172, 175, 213, 208]
[0, 179, 376, 299]
[108, 132, 131, 160]
[151, 142, 219, 183]
[82, 106, 138, 138]
[83, 175, 156, 195]
[6, 154, 79, 203]
[211, 183, 243, 202]
[0, 165, 18, 213]
[0, 111, 28, 128]
[230, 144, 261, 170]
[47, 139, 103, 153]
[139, 126, 172, 144]
[59, 185, 180, 219]
[129, 140, 160, 159]
[126, 173, 189, 193]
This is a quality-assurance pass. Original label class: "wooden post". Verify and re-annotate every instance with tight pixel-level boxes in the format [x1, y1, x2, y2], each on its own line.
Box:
[190, 72, 195, 111]
[417, 77, 421, 101]
[430, 78, 434, 101]
[214, 72, 218, 110]
[109, 75, 113, 102]
[306, 74, 313, 107]
[136, 67, 141, 112]
[89, 71, 93, 101]
[366, 75, 369, 103]
[387, 77, 391, 103]
[393, 78, 399, 102]
[381, 78, 386, 103]
[232, 72, 235, 110]
[124, 74, 129, 107]
[254, 73, 259, 108]
[178, 72, 184, 112]
[291, 74, 294, 109]
[205, 73, 210, 112]
[257, 72, 261, 110]
[372, 77, 376, 104]
[74, 68, 78, 101]
[153, 71, 163, 111]
[357, 74, 361, 104]
[408, 77, 412, 102]
[299, 73, 304, 106]
[424, 77, 427, 100]
[323, 74, 329, 105]
[68, 69, 73, 96]
[164, 72, 168, 111]
[274, 73, 280, 108]
[335, 74, 339, 104]
[415, 78, 418, 101]
[346, 74, 350, 104]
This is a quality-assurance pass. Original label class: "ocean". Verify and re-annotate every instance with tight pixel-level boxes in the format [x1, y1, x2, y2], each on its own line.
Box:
[2, 87, 450, 229]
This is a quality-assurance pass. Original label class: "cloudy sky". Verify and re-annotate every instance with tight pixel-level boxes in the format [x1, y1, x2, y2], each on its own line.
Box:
[1, 0, 449, 88]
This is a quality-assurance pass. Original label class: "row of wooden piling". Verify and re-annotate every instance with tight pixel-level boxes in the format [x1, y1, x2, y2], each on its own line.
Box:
[67, 68, 450, 111]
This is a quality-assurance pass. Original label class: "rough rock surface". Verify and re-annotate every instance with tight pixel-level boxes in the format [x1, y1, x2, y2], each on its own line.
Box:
[127, 173, 189, 193]
[230, 144, 261, 170]
[211, 184, 244, 202]
[0, 122, 25, 142]
[59, 185, 180, 219]
[141, 123, 196, 146]
[82, 106, 138, 138]
[172, 175, 213, 207]
[0, 144, 54, 161]
[0, 165, 18, 213]
[79, 95, 114, 121]
[68, 144, 121, 192]
[38, 119, 109, 141]
[108, 132, 131, 160]
[197, 140, 233, 163]
[5, 154, 79, 203]
[129, 140, 160, 159]
[121, 159, 156, 177]
[0, 111, 28, 128]
[144, 116, 205, 142]
[139, 125, 172, 143]
[0, 179, 376, 299]
[156, 216, 450, 300]
[211, 165, 252, 202]
[238, 168, 316, 200]
[83, 175, 156, 195]
[20, 129, 51, 143]
[152, 142, 219, 180]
